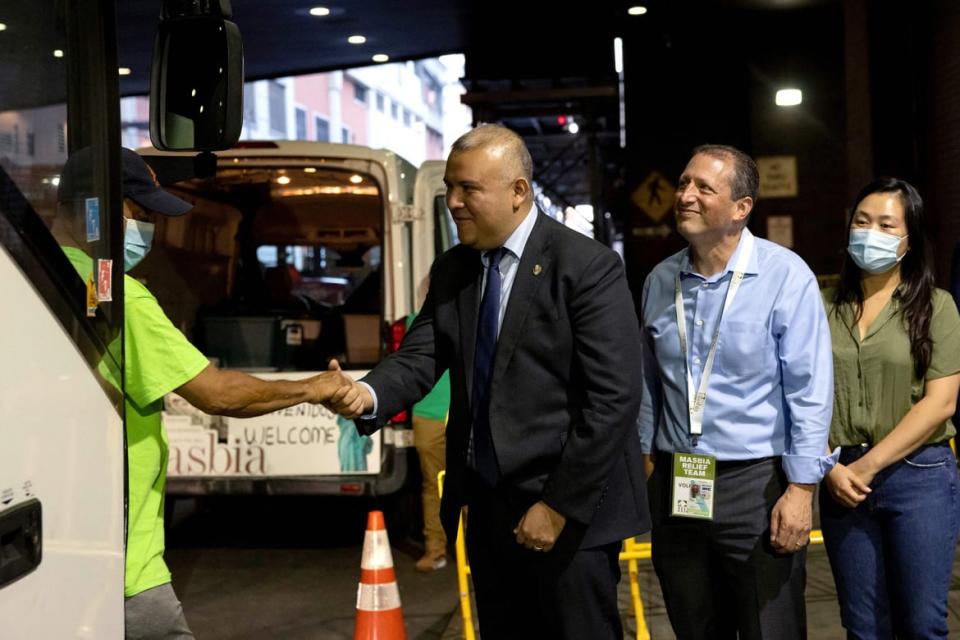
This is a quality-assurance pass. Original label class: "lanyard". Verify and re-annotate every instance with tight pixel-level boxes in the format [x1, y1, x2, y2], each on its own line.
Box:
[674, 232, 754, 437]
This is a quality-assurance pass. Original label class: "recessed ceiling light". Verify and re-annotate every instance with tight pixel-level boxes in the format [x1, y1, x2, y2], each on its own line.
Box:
[53, 49, 64, 58]
[309, 6, 331, 16]
[118, 67, 131, 76]
[347, 35, 366, 45]
[372, 54, 389, 63]
[627, 6, 648, 15]
[0, 23, 7, 32]
[775, 88, 802, 107]
[303, 167, 317, 173]
[277, 176, 291, 185]
[349, 175, 363, 184]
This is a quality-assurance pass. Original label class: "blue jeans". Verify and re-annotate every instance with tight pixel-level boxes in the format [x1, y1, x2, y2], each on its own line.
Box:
[820, 442, 960, 639]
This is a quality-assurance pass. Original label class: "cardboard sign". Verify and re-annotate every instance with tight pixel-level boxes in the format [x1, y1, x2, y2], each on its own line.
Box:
[757, 156, 798, 198]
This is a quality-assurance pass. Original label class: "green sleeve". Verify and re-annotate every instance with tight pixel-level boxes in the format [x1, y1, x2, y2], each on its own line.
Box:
[124, 278, 210, 408]
[926, 289, 960, 380]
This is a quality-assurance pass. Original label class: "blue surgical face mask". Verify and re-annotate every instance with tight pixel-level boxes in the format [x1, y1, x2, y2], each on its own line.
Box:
[847, 228, 908, 274]
[124, 218, 155, 272]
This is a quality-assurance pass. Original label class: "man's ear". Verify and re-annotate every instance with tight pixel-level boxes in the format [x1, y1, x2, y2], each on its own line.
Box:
[735, 196, 754, 225]
[512, 177, 531, 210]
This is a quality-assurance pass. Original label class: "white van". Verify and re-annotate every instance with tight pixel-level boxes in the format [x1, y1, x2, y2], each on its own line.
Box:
[137, 141, 452, 497]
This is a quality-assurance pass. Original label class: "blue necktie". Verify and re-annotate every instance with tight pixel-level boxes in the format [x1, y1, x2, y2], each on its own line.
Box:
[472, 248, 504, 486]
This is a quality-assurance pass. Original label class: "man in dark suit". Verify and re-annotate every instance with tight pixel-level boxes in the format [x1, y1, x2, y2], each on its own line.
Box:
[327, 124, 648, 638]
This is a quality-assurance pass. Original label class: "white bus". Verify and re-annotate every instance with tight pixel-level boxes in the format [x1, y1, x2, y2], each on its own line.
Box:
[0, 2, 128, 637]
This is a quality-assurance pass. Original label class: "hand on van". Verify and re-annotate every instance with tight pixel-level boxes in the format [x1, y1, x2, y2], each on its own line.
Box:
[323, 359, 373, 419]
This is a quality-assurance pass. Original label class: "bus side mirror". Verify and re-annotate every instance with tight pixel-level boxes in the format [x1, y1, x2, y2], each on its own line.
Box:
[150, 11, 243, 151]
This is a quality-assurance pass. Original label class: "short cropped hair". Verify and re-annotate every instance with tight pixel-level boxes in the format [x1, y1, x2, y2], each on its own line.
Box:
[692, 144, 759, 203]
[451, 123, 533, 184]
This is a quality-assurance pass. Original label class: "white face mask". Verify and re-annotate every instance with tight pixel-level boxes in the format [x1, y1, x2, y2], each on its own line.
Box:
[123, 219, 155, 272]
[847, 228, 908, 274]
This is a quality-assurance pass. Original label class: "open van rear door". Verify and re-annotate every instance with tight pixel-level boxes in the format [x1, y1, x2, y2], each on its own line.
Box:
[410, 160, 450, 288]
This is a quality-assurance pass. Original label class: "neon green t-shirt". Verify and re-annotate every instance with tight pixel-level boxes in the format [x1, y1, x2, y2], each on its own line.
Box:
[63, 247, 209, 597]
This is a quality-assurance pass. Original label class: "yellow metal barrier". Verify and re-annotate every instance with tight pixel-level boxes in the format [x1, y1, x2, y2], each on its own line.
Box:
[621, 537, 652, 640]
[437, 470, 822, 639]
[439, 471, 477, 640]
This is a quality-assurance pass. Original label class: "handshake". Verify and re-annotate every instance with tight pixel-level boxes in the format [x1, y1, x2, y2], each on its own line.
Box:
[307, 359, 374, 419]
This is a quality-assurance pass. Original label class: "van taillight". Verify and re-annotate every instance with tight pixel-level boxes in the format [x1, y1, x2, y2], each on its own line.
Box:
[388, 318, 409, 425]
[389, 318, 406, 353]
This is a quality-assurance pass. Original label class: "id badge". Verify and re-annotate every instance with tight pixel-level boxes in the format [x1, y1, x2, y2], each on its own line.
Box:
[670, 452, 717, 520]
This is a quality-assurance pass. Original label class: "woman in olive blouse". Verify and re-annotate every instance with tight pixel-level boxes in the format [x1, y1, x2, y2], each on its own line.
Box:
[822, 177, 960, 639]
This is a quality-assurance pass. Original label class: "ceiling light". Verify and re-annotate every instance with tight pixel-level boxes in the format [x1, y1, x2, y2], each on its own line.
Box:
[347, 35, 367, 45]
[372, 54, 389, 63]
[53, 49, 64, 58]
[303, 167, 317, 173]
[0, 23, 7, 32]
[277, 176, 291, 185]
[349, 175, 363, 184]
[118, 67, 131, 76]
[309, 6, 331, 16]
[628, 6, 648, 16]
[775, 88, 802, 107]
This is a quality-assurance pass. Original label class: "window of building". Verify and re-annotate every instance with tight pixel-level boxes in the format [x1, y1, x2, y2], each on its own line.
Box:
[390, 102, 399, 120]
[295, 107, 307, 140]
[341, 127, 349, 144]
[268, 81, 287, 134]
[376, 92, 385, 112]
[315, 116, 329, 142]
[354, 82, 369, 105]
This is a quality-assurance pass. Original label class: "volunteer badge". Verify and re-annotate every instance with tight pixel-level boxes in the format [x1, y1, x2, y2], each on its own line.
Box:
[671, 452, 716, 520]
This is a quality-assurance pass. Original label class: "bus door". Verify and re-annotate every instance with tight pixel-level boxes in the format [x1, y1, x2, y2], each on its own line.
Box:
[0, 1, 126, 637]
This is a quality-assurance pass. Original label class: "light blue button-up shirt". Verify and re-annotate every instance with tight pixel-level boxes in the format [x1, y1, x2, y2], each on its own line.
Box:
[480, 202, 538, 335]
[361, 204, 538, 417]
[637, 229, 836, 484]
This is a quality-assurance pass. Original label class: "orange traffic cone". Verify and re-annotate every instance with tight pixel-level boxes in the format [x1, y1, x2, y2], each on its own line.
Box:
[355, 510, 407, 640]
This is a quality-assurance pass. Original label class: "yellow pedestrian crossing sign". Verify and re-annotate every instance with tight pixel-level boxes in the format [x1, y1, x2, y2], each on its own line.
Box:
[632, 171, 674, 223]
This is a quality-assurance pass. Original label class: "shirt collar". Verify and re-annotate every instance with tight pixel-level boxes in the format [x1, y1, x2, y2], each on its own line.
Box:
[481, 203, 537, 266]
[679, 228, 760, 279]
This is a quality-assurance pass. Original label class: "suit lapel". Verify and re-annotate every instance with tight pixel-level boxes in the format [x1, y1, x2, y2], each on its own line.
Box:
[492, 212, 551, 384]
[458, 253, 482, 405]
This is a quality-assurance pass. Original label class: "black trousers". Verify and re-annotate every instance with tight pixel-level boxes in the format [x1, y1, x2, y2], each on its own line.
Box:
[650, 454, 807, 640]
[463, 472, 623, 640]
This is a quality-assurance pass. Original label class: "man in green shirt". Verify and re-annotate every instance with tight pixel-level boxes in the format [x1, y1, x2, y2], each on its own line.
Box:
[54, 148, 347, 639]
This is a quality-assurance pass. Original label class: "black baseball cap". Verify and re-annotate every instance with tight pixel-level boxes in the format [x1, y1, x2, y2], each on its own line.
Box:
[58, 147, 192, 216]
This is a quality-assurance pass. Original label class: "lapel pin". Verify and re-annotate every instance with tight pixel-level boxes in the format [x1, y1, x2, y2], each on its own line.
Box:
[533, 264, 542, 276]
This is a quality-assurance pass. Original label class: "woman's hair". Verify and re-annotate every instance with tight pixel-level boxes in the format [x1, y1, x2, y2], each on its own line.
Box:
[833, 177, 935, 378]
